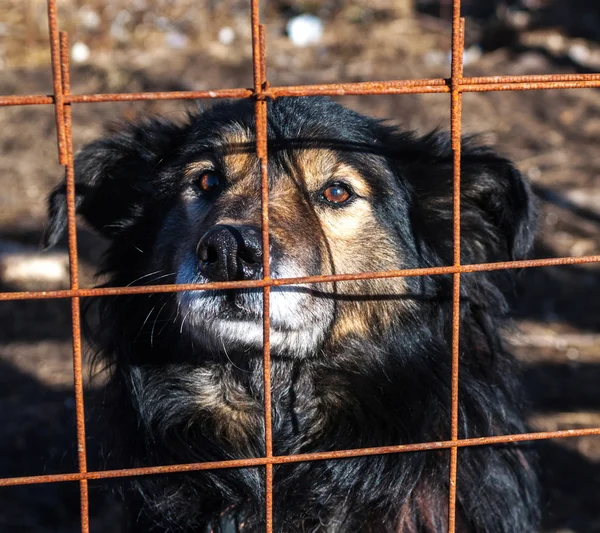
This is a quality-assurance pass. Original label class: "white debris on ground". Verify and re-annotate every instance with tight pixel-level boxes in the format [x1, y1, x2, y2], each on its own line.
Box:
[218, 26, 235, 46]
[286, 14, 323, 47]
[77, 6, 101, 31]
[71, 42, 91, 63]
[425, 45, 482, 67]
[463, 44, 483, 65]
[166, 31, 188, 49]
[0, 241, 69, 290]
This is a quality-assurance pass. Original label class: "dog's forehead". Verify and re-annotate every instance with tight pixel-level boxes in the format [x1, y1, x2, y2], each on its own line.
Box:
[215, 122, 257, 179]
[185, 119, 375, 195]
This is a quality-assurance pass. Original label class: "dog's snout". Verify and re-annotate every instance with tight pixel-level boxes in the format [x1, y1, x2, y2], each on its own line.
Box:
[197, 225, 263, 281]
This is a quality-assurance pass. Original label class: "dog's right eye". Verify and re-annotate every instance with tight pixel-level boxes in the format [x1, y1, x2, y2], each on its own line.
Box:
[196, 171, 223, 194]
[321, 182, 354, 206]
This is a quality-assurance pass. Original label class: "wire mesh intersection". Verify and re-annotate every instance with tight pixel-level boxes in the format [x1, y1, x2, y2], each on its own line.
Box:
[1, 1, 600, 532]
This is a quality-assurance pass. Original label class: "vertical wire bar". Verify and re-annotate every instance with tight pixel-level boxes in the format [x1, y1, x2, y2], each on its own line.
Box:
[251, 1, 274, 531]
[59, 31, 90, 533]
[251, 1, 263, 95]
[448, 5, 465, 532]
[47, 0, 67, 165]
[60, 33, 73, 163]
[259, 26, 267, 85]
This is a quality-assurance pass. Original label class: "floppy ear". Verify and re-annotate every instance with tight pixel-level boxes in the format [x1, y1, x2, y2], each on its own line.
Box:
[391, 132, 536, 265]
[43, 118, 187, 249]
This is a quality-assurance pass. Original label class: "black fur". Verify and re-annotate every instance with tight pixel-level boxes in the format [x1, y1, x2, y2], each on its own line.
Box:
[45, 97, 539, 533]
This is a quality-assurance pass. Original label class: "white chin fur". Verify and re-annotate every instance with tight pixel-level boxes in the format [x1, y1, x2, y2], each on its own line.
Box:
[175, 259, 330, 356]
[188, 318, 325, 356]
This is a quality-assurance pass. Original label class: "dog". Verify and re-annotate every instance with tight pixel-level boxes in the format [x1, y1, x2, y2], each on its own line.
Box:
[44, 97, 539, 532]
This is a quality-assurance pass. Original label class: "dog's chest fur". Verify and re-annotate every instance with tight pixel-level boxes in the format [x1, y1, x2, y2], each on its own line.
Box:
[186, 360, 342, 455]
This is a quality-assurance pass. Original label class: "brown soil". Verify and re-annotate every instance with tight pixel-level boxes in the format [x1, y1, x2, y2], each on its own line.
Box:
[0, 4, 599, 532]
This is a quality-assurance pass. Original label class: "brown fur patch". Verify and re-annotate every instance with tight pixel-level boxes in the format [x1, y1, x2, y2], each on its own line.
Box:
[183, 159, 214, 179]
[295, 151, 372, 197]
[191, 365, 262, 450]
[222, 134, 255, 181]
[313, 193, 408, 344]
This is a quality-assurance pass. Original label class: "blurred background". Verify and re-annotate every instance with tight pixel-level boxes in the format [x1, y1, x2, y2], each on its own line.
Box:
[0, 1, 599, 531]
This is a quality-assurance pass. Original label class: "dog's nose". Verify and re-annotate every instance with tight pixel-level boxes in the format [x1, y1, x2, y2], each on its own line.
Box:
[197, 225, 263, 282]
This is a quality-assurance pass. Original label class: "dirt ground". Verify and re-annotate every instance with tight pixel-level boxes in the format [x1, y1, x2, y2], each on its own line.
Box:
[0, 2, 599, 532]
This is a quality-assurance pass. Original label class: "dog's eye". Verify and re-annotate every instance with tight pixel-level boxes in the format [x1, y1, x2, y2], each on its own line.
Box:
[197, 171, 223, 193]
[322, 183, 353, 205]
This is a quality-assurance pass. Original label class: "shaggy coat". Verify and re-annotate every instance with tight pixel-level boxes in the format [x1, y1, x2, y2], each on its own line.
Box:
[45, 97, 539, 533]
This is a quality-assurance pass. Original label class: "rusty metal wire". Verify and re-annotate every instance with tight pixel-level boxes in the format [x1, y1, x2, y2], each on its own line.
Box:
[250, 3, 274, 528]
[1, 255, 600, 302]
[0, 427, 599, 489]
[1, 1, 600, 532]
[47, 0, 90, 529]
[448, 9, 465, 530]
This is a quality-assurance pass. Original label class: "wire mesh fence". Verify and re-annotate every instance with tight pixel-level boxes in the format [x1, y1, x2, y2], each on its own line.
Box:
[1, 1, 600, 532]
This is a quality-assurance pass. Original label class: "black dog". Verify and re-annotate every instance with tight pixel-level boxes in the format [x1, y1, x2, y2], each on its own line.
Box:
[45, 97, 539, 532]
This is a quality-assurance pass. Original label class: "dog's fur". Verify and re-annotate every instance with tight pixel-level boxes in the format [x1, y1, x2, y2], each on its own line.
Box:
[45, 97, 539, 533]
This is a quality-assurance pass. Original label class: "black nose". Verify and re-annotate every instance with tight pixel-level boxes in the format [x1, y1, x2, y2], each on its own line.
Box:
[197, 225, 263, 282]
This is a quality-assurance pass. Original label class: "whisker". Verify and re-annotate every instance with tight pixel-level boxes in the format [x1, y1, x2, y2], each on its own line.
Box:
[180, 309, 193, 334]
[126, 270, 177, 287]
[219, 330, 251, 374]
[134, 304, 158, 342]
[146, 272, 177, 284]
[157, 307, 177, 337]
[126, 270, 164, 287]
[150, 300, 169, 348]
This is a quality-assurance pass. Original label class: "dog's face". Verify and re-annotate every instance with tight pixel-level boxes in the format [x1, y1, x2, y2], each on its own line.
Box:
[165, 114, 415, 357]
[43, 97, 539, 532]
[45, 97, 535, 360]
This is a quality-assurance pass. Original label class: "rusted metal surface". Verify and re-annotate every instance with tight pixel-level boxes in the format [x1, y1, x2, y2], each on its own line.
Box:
[57, 24, 91, 533]
[251, 2, 274, 530]
[47, 0, 67, 165]
[1, 427, 599, 489]
[5, 74, 600, 109]
[1, 1, 600, 532]
[448, 10, 465, 532]
[1, 254, 600, 302]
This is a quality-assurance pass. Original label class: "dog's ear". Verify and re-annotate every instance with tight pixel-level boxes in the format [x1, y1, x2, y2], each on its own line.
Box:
[43, 118, 187, 249]
[390, 132, 536, 264]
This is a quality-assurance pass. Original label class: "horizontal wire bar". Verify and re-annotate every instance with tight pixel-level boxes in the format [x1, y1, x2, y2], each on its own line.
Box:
[0, 254, 598, 302]
[68, 88, 254, 103]
[0, 427, 598, 488]
[3, 73, 600, 107]
[0, 95, 54, 106]
[266, 75, 600, 97]
[461, 80, 600, 92]
[464, 73, 600, 84]
[268, 79, 449, 96]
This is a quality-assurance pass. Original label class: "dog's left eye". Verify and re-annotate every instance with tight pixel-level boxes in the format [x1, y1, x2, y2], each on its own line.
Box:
[322, 183, 354, 205]
[196, 171, 223, 193]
